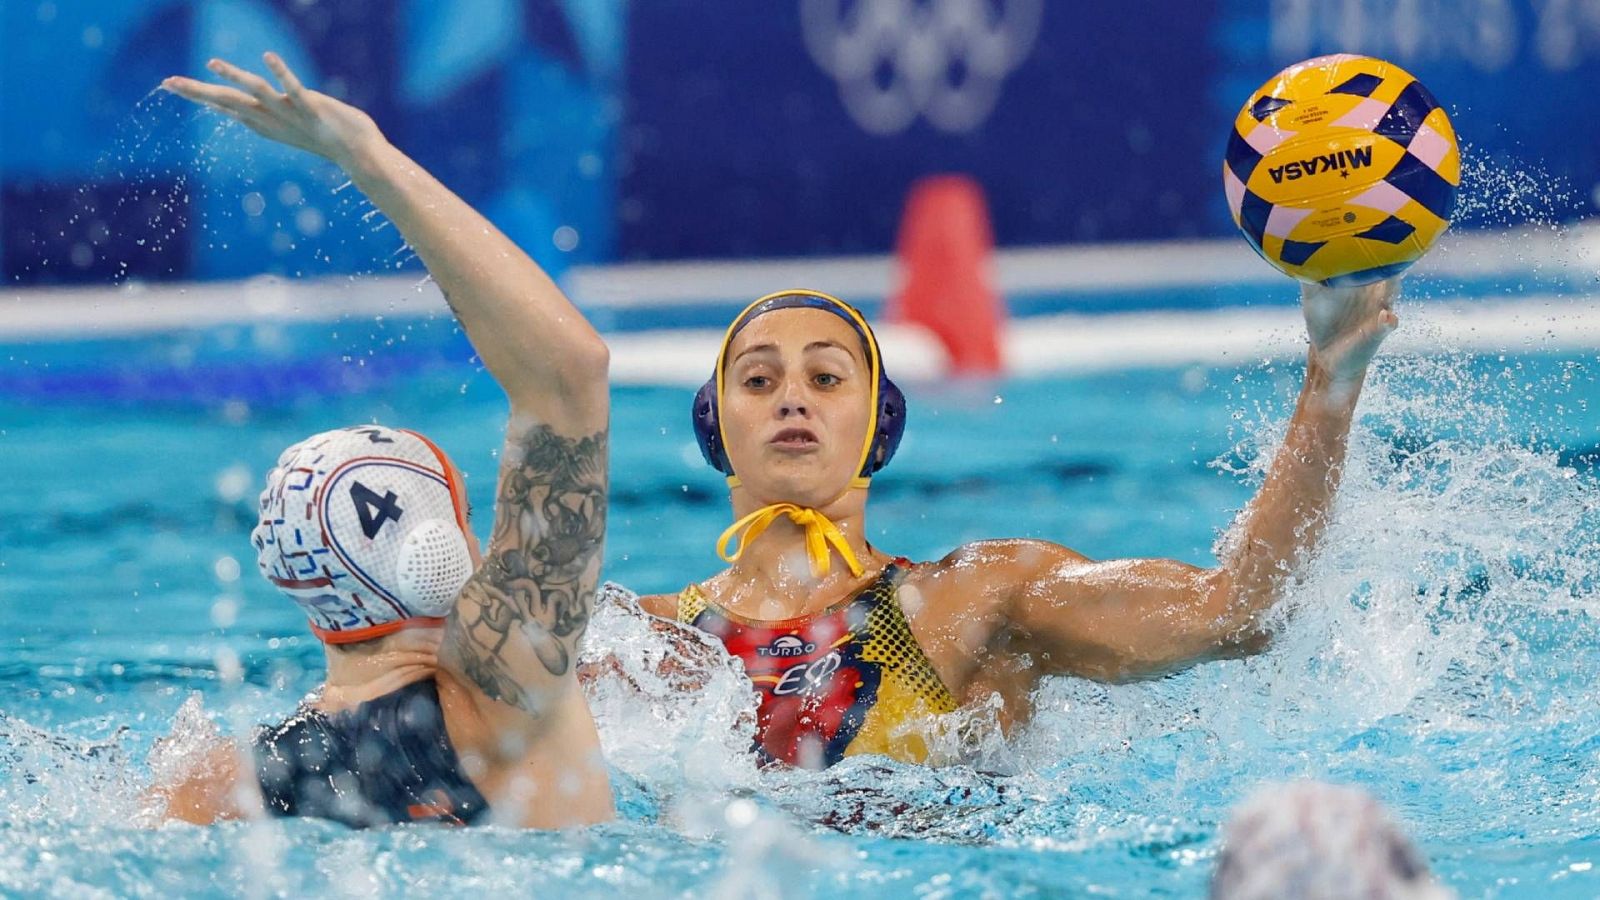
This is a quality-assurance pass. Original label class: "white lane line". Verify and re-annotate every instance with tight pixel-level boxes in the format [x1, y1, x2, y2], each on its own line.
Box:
[5, 227, 1597, 373]
[607, 296, 1600, 385]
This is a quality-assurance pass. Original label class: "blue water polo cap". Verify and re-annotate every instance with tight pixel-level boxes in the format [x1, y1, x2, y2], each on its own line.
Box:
[692, 289, 906, 482]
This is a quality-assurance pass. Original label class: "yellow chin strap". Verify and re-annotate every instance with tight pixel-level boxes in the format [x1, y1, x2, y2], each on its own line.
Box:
[713, 289, 882, 580]
[717, 502, 865, 579]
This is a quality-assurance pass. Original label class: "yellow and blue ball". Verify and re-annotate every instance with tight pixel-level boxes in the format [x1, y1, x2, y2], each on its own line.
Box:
[1224, 54, 1460, 286]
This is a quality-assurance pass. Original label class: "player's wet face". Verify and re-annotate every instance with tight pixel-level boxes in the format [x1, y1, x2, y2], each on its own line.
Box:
[720, 309, 872, 506]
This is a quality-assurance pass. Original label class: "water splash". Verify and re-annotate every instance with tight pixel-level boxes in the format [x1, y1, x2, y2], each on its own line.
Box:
[1453, 147, 1583, 229]
[0, 711, 146, 828]
[1010, 349, 1600, 854]
[580, 583, 761, 798]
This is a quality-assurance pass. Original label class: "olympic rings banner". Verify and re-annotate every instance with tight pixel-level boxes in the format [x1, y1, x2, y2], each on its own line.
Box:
[4, 1, 1599, 284]
[620, 0, 1225, 259]
[619, 0, 1600, 260]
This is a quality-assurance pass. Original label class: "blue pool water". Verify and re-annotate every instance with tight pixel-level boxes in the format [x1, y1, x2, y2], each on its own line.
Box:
[2, 311, 1599, 897]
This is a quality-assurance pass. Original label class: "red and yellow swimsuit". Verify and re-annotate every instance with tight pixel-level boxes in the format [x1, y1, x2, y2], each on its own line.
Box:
[676, 560, 959, 768]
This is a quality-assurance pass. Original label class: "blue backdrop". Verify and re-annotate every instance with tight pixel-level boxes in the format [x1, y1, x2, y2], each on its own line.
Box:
[2, 0, 621, 285]
[618, 0, 1600, 259]
[3, 1, 1597, 283]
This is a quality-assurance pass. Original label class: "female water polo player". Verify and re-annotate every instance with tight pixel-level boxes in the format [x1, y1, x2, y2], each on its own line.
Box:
[154, 54, 611, 827]
[632, 281, 1402, 769]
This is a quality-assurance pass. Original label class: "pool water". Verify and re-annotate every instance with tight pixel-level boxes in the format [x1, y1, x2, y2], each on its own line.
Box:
[2, 311, 1599, 897]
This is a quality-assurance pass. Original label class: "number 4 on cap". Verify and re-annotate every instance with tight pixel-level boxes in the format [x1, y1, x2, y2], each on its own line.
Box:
[350, 481, 404, 538]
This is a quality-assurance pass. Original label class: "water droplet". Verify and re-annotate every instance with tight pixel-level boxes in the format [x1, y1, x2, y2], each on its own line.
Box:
[213, 556, 241, 584]
[723, 798, 758, 828]
[213, 647, 243, 684]
[210, 595, 239, 628]
[553, 225, 580, 252]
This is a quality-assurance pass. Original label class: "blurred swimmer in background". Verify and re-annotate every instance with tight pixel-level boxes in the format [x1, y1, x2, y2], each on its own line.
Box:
[1212, 782, 1452, 900]
[153, 53, 611, 828]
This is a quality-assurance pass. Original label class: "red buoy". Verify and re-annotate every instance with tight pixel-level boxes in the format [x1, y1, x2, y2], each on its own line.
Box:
[887, 175, 1004, 375]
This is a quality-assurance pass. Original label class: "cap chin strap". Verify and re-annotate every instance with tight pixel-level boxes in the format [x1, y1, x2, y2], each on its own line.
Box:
[310, 615, 447, 645]
[716, 477, 871, 579]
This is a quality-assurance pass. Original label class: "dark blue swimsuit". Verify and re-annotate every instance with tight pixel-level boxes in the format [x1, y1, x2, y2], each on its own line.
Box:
[252, 678, 489, 827]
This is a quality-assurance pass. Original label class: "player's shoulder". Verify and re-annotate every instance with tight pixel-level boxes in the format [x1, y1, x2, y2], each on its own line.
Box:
[907, 538, 1091, 584]
[635, 592, 679, 619]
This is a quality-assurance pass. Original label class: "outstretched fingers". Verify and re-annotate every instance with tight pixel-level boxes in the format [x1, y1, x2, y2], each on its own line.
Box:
[1364, 280, 1400, 331]
[162, 76, 259, 118]
[262, 52, 306, 98]
[207, 58, 281, 105]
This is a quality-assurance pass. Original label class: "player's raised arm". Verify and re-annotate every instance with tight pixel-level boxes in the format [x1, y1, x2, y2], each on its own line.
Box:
[165, 54, 611, 742]
[162, 53, 608, 430]
[1197, 276, 1399, 642]
[939, 278, 1399, 683]
[441, 418, 606, 725]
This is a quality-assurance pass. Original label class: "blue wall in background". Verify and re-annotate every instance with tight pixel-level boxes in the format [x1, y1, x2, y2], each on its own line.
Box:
[3, 1, 1598, 283]
[2, 0, 621, 285]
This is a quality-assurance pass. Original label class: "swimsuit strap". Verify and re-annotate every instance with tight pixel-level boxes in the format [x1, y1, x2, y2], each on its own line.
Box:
[853, 564, 959, 715]
[677, 582, 709, 624]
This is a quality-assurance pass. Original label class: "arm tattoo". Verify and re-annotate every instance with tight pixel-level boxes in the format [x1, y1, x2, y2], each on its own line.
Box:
[443, 423, 607, 714]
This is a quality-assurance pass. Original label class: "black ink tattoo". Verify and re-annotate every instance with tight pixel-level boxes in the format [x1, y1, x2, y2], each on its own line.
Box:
[443, 423, 607, 714]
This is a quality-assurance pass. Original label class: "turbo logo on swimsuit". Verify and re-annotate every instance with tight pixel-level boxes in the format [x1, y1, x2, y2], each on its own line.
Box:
[758, 635, 819, 658]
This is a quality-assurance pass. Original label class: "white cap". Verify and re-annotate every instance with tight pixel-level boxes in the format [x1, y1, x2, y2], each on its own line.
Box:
[250, 425, 474, 643]
[1212, 781, 1452, 900]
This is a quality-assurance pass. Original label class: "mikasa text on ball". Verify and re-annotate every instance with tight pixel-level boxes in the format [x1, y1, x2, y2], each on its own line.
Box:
[1224, 54, 1460, 286]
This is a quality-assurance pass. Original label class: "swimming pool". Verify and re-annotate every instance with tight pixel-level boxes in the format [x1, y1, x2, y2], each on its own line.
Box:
[2, 306, 1598, 897]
